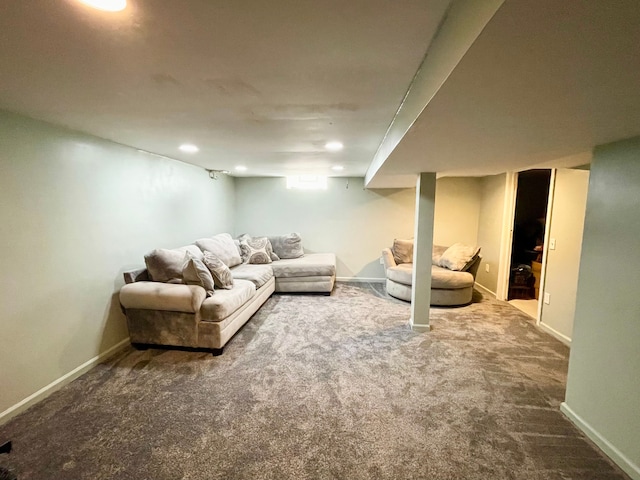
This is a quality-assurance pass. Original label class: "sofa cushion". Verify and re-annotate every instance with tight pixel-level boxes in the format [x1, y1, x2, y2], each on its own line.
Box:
[196, 233, 242, 268]
[392, 238, 413, 265]
[200, 279, 256, 322]
[268, 233, 304, 259]
[432, 245, 448, 266]
[438, 243, 481, 271]
[431, 265, 475, 289]
[230, 263, 273, 288]
[182, 252, 216, 297]
[203, 252, 234, 290]
[386, 263, 413, 286]
[271, 253, 336, 278]
[144, 245, 203, 283]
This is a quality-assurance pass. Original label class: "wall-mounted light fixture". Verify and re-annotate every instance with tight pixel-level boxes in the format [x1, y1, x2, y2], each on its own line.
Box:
[206, 169, 230, 180]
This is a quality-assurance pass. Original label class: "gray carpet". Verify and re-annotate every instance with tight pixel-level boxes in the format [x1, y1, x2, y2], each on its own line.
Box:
[0, 283, 631, 480]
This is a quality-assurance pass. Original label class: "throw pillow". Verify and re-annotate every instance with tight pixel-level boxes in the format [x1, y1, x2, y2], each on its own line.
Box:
[241, 237, 273, 264]
[268, 233, 304, 259]
[438, 243, 481, 271]
[144, 245, 201, 283]
[237, 234, 279, 262]
[196, 233, 242, 268]
[203, 251, 234, 289]
[392, 238, 413, 265]
[182, 252, 216, 296]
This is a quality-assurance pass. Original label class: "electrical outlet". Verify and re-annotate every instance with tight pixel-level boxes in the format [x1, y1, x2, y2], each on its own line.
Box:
[485, 263, 490, 273]
[549, 238, 556, 250]
[544, 292, 551, 304]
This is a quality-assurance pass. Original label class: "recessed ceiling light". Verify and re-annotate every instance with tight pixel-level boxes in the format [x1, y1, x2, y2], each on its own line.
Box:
[78, 0, 127, 12]
[332, 165, 344, 171]
[235, 165, 247, 172]
[325, 141, 344, 152]
[179, 144, 199, 153]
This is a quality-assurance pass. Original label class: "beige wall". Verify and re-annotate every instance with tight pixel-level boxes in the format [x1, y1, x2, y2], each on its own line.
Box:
[0, 111, 235, 418]
[433, 177, 481, 247]
[475, 174, 507, 293]
[234, 177, 416, 279]
[539, 169, 589, 343]
[563, 137, 640, 479]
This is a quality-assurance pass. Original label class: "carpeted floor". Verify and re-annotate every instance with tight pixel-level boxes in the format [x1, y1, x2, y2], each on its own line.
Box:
[0, 283, 631, 480]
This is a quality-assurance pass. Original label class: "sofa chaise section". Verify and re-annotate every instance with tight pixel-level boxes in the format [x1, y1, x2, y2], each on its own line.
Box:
[271, 253, 336, 293]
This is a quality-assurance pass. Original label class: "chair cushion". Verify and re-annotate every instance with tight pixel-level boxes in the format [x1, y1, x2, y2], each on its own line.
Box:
[200, 279, 256, 322]
[386, 264, 475, 289]
[230, 263, 274, 288]
[386, 264, 413, 286]
[271, 253, 336, 278]
[431, 266, 474, 289]
[392, 238, 413, 264]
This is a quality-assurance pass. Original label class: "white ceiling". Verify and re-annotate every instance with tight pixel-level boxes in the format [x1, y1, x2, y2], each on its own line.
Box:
[368, 0, 640, 186]
[0, 0, 452, 177]
[4, 1, 639, 186]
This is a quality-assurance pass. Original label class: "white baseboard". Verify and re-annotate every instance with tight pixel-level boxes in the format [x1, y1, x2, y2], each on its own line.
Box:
[474, 282, 497, 298]
[0, 337, 130, 425]
[539, 321, 572, 346]
[561, 402, 640, 480]
[336, 277, 385, 283]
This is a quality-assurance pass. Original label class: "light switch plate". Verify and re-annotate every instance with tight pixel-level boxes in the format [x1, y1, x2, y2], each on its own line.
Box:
[485, 264, 490, 273]
[544, 292, 551, 304]
[549, 238, 556, 250]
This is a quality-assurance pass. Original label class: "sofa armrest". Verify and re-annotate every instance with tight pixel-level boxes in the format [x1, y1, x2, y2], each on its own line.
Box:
[381, 248, 397, 271]
[120, 282, 206, 313]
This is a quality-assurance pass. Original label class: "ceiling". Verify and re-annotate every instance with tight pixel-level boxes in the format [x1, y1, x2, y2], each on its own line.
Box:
[0, 0, 452, 177]
[3, 1, 639, 186]
[367, 0, 640, 186]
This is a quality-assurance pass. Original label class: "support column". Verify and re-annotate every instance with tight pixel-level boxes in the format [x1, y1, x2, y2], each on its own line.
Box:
[411, 172, 436, 331]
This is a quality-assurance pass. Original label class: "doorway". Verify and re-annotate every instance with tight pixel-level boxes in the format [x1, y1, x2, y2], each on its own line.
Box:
[508, 170, 552, 316]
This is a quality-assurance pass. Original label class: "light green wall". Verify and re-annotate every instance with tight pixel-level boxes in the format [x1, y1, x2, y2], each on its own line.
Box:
[563, 137, 640, 479]
[539, 169, 589, 343]
[234, 177, 416, 279]
[0, 111, 235, 417]
[234, 176, 482, 280]
[475, 174, 507, 293]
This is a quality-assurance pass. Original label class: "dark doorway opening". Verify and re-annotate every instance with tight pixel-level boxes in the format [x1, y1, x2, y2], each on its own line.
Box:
[509, 169, 551, 300]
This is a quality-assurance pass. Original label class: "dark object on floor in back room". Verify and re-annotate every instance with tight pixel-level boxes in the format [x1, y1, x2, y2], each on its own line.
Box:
[0, 441, 17, 480]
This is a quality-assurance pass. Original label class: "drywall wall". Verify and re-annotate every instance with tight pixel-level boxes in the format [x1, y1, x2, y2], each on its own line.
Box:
[433, 176, 481, 247]
[563, 137, 640, 480]
[539, 168, 589, 344]
[234, 176, 482, 280]
[0, 111, 235, 419]
[475, 174, 507, 293]
[234, 177, 416, 279]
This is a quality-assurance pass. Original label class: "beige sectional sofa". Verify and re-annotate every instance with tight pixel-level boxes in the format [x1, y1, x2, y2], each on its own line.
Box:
[119, 233, 336, 355]
[382, 242, 481, 306]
